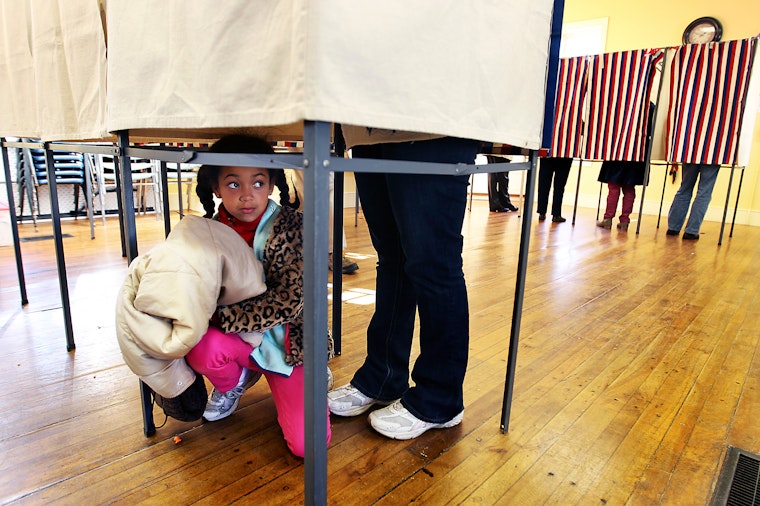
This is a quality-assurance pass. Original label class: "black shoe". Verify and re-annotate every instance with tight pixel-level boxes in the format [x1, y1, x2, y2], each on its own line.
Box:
[505, 203, 518, 212]
[341, 256, 359, 274]
[329, 254, 359, 274]
[490, 206, 508, 213]
[552, 216, 566, 223]
[666, 229, 679, 236]
[682, 232, 700, 241]
[538, 213, 546, 221]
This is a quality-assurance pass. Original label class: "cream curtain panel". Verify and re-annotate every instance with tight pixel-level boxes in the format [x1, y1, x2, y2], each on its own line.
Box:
[0, 0, 107, 141]
[1, 0, 555, 148]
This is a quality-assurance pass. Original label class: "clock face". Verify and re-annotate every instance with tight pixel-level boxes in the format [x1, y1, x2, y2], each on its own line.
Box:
[688, 24, 718, 44]
[683, 17, 722, 45]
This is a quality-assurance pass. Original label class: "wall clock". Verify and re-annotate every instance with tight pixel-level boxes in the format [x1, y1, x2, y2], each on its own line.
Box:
[682, 17, 722, 45]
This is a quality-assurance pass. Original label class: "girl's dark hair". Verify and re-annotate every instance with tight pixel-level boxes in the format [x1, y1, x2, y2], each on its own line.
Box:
[195, 134, 300, 218]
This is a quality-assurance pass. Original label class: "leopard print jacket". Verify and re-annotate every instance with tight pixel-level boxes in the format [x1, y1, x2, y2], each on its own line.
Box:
[213, 205, 334, 366]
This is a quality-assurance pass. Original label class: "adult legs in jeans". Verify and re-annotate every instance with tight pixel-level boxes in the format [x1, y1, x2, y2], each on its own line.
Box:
[351, 138, 478, 423]
[684, 164, 719, 235]
[667, 164, 719, 233]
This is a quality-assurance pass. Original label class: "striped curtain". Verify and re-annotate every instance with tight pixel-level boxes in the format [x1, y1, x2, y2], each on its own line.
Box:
[583, 49, 661, 161]
[549, 56, 588, 158]
[665, 38, 757, 165]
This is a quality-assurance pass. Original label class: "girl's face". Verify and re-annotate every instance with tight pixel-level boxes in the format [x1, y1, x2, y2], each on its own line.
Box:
[214, 166, 274, 222]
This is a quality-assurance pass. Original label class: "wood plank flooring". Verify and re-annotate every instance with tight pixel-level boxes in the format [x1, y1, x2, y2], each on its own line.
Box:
[1, 201, 759, 505]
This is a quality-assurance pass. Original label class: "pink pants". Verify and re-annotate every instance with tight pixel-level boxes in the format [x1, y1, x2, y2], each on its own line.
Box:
[186, 326, 332, 458]
[604, 183, 636, 223]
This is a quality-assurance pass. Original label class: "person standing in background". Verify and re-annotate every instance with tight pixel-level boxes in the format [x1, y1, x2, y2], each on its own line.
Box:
[666, 163, 720, 240]
[595, 159, 647, 231]
[287, 168, 359, 274]
[536, 157, 571, 223]
[486, 155, 518, 213]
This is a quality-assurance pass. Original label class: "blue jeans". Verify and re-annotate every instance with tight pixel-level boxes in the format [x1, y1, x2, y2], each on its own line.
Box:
[667, 163, 720, 235]
[351, 137, 480, 423]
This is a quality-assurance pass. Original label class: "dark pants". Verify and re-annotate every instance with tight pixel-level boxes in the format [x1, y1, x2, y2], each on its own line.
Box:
[537, 157, 572, 216]
[488, 172, 514, 210]
[351, 137, 479, 423]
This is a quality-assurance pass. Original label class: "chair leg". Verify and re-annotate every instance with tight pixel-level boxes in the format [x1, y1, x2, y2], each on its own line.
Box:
[141, 185, 147, 214]
[73, 184, 81, 220]
[468, 174, 474, 211]
[175, 176, 185, 218]
[140, 380, 156, 437]
[18, 184, 25, 222]
[152, 180, 161, 221]
[98, 176, 107, 226]
[185, 180, 192, 210]
[17, 160, 33, 223]
[355, 192, 360, 227]
[31, 186, 39, 231]
[85, 177, 95, 239]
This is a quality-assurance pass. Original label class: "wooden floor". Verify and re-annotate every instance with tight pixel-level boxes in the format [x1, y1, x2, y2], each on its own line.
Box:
[1, 201, 759, 505]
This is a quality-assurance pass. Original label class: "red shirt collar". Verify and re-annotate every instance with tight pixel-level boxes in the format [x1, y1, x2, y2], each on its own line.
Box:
[217, 204, 262, 246]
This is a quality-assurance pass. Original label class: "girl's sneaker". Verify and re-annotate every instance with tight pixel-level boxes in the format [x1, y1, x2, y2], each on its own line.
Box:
[203, 368, 261, 422]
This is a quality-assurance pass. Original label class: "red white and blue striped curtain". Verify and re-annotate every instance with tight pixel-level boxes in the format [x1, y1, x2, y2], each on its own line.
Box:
[549, 56, 588, 158]
[583, 49, 661, 161]
[665, 38, 757, 165]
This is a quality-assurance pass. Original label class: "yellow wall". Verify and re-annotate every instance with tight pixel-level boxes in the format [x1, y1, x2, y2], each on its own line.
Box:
[560, 0, 760, 226]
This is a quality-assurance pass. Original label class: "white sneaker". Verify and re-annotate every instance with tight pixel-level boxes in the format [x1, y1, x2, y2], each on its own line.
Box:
[203, 368, 261, 422]
[368, 401, 463, 440]
[327, 384, 388, 417]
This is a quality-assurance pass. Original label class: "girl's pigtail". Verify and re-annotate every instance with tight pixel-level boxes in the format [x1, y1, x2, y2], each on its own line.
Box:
[274, 169, 300, 210]
[195, 165, 218, 218]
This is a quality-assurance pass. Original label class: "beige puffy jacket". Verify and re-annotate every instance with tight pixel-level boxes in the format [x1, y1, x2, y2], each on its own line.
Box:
[115, 215, 266, 398]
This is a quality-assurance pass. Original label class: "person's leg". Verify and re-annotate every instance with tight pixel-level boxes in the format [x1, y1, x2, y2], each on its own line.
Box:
[604, 183, 622, 219]
[186, 327, 261, 422]
[487, 172, 503, 211]
[376, 138, 478, 422]
[265, 365, 332, 458]
[684, 164, 720, 235]
[550, 160, 572, 217]
[619, 184, 636, 223]
[186, 327, 254, 392]
[537, 160, 554, 216]
[351, 147, 416, 402]
[328, 172, 359, 273]
[394, 174, 470, 421]
[485, 156, 511, 211]
[667, 164, 700, 232]
[495, 172, 516, 210]
[286, 168, 304, 212]
[351, 138, 477, 422]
